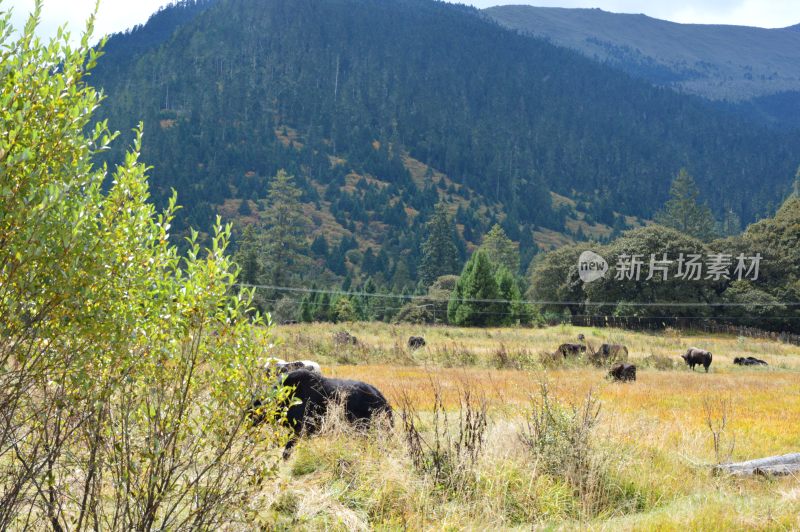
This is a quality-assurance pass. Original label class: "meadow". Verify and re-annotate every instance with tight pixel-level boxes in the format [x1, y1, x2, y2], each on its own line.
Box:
[255, 322, 800, 530]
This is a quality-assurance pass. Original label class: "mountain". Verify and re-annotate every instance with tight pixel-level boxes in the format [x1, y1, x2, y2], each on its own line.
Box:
[90, 0, 800, 289]
[485, 6, 800, 127]
[96, 0, 215, 76]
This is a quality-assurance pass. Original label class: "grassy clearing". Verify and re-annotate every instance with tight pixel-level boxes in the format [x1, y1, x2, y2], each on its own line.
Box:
[258, 323, 800, 530]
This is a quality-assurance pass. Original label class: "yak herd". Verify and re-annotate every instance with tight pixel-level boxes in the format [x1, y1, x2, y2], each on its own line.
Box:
[251, 332, 770, 457]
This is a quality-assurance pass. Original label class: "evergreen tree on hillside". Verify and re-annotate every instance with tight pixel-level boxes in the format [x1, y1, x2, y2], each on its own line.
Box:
[480, 223, 520, 275]
[448, 251, 502, 326]
[260, 170, 310, 295]
[719, 207, 742, 237]
[311, 234, 329, 257]
[234, 224, 260, 286]
[654, 169, 717, 241]
[419, 203, 461, 286]
[495, 266, 530, 325]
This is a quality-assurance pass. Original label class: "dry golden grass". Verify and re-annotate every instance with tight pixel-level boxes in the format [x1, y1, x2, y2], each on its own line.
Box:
[259, 322, 800, 530]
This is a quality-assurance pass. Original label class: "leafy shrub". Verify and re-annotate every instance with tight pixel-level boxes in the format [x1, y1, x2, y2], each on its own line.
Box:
[519, 382, 638, 518]
[0, 11, 286, 529]
[642, 354, 677, 370]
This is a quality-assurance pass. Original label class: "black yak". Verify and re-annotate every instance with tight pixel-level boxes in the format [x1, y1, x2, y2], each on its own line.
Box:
[608, 363, 637, 382]
[408, 336, 426, 349]
[733, 356, 768, 366]
[251, 369, 392, 458]
[681, 348, 712, 372]
[557, 343, 586, 358]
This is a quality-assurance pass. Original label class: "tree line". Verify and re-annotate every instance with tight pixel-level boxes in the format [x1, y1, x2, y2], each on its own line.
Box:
[242, 165, 800, 333]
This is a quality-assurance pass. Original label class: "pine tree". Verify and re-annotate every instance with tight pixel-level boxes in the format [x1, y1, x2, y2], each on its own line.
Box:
[260, 170, 310, 294]
[518, 225, 538, 274]
[448, 251, 501, 326]
[495, 266, 530, 325]
[480, 223, 520, 275]
[238, 198, 252, 216]
[361, 277, 378, 321]
[311, 234, 329, 256]
[719, 207, 742, 237]
[392, 258, 412, 292]
[299, 296, 314, 322]
[654, 168, 717, 241]
[419, 203, 461, 286]
[234, 224, 260, 286]
[361, 247, 376, 275]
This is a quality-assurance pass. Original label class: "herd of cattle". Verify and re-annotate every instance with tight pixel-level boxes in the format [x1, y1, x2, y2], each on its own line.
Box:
[556, 336, 772, 381]
[251, 333, 770, 457]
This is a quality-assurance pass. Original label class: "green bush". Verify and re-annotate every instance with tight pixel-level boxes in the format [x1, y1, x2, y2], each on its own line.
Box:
[0, 6, 286, 528]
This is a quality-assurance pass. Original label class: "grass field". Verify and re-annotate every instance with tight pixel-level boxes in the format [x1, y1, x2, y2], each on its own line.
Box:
[256, 323, 800, 530]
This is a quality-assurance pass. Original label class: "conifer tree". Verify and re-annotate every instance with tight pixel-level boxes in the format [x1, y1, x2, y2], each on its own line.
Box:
[233, 224, 266, 310]
[234, 224, 261, 286]
[654, 168, 717, 241]
[260, 169, 310, 294]
[299, 295, 314, 322]
[495, 266, 530, 325]
[480, 223, 520, 275]
[419, 203, 461, 286]
[719, 207, 742, 237]
[448, 251, 501, 326]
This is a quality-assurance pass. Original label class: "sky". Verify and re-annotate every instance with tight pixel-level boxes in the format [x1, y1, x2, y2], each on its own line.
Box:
[4, 0, 800, 45]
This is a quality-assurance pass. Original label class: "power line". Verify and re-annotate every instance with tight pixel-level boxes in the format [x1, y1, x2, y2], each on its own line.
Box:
[236, 283, 800, 308]
[254, 295, 800, 321]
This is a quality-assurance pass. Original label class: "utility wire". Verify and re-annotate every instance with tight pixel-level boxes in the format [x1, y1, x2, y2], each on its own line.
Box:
[237, 283, 800, 308]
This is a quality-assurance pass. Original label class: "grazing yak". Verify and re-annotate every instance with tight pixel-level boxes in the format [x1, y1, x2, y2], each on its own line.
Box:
[557, 343, 587, 358]
[681, 347, 712, 372]
[608, 363, 636, 382]
[251, 369, 392, 459]
[734, 356, 768, 367]
[408, 336, 426, 350]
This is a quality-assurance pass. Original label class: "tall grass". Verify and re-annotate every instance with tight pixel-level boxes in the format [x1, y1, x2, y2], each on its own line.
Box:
[244, 323, 800, 528]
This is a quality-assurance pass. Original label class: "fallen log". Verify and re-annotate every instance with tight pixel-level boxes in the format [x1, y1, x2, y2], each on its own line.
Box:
[715, 453, 800, 476]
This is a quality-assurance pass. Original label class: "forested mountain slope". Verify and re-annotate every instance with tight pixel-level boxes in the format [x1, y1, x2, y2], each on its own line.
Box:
[91, 0, 800, 285]
[486, 5, 800, 128]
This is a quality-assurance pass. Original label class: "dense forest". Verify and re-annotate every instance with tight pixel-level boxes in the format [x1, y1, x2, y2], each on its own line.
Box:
[90, 0, 800, 294]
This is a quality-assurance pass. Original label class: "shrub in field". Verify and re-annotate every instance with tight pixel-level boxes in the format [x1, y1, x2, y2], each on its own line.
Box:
[399, 385, 488, 495]
[642, 354, 677, 370]
[0, 6, 285, 529]
[518, 382, 641, 518]
[538, 349, 565, 368]
[432, 343, 478, 367]
[703, 397, 736, 465]
[492, 343, 537, 370]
